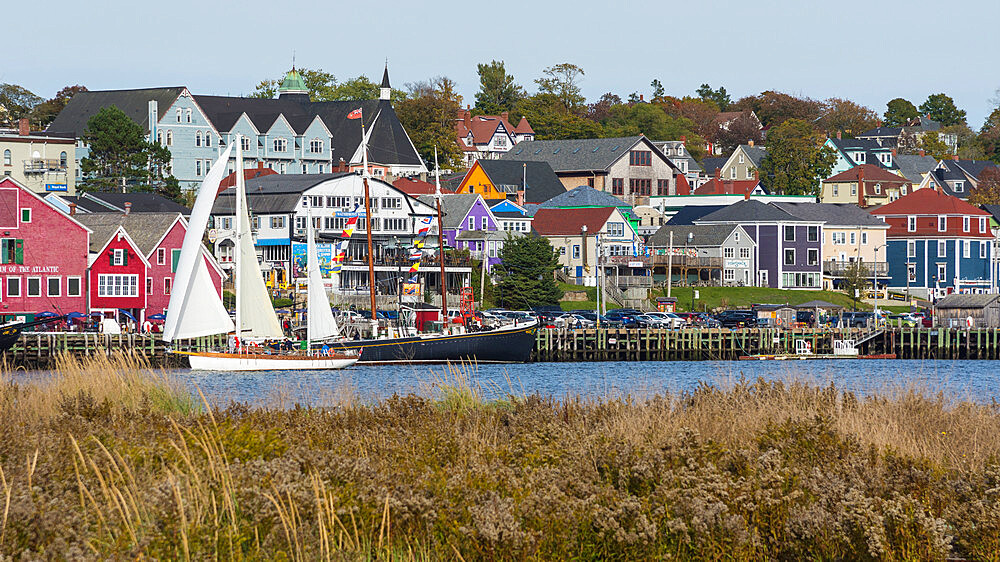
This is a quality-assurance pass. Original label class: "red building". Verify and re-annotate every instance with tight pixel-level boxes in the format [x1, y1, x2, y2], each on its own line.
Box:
[0, 177, 89, 321]
[78, 213, 224, 324]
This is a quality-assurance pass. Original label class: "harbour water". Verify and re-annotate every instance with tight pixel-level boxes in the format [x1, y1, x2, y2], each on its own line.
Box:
[171, 359, 1000, 407]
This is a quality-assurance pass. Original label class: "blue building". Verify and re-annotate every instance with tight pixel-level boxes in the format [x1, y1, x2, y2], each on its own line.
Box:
[872, 189, 994, 299]
[46, 67, 426, 191]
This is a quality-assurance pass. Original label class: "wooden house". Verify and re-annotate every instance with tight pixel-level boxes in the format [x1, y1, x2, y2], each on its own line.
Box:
[934, 293, 1000, 328]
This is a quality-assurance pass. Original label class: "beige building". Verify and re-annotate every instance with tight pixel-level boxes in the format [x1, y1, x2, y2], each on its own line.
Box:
[718, 143, 766, 182]
[531, 206, 639, 286]
[820, 164, 910, 208]
[1, 120, 76, 195]
[501, 136, 680, 207]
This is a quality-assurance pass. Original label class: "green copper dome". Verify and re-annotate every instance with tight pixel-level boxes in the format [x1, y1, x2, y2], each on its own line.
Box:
[278, 68, 308, 95]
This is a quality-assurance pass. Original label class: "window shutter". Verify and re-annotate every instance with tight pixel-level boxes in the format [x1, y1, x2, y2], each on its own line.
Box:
[109, 250, 114, 266]
[171, 249, 181, 273]
[15, 240, 23, 265]
[123, 250, 128, 266]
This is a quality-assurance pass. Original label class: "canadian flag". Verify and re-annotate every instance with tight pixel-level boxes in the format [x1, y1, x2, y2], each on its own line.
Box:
[347, 108, 362, 120]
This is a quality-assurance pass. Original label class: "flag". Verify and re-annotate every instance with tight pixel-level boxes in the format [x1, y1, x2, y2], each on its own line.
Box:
[409, 251, 422, 261]
[416, 216, 432, 236]
[402, 283, 420, 297]
[347, 108, 363, 120]
[409, 262, 420, 274]
[409, 275, 419, 284]
[414, 239, 424, 249]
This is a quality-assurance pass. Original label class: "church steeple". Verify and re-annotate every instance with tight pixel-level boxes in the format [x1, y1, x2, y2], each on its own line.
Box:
[379, 64, 391, 101]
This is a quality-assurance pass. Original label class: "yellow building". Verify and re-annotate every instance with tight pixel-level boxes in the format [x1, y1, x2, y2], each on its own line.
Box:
[1, 120, 76, 195]
[820, 164, 910, 208]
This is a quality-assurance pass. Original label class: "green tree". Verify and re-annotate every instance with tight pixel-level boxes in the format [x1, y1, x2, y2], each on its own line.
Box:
[80, 106, 179, 199]
[474, 60, 524, 115]
[979, 108, 1000, 163]
[696, 84, 731, 111]
[395, 77, 463, 168]
[0, 83, 42, 126]
[251, 69, 404, 101]
[919, 93, 966, 126]
[535, 63, 586, 112]
[918, 133, 952, 161]
[494, 234, 563, 309]
[513, 93, 603, 140]
[841, 261, 870, 312]
[883, 97, 919, 127]
[758, 119, 836, 195]
[29, 85, 87, 128]
[650, 79, 665, 101]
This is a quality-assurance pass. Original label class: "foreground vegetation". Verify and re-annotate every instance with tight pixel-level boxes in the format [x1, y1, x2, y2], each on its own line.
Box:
[2, 355, 1000, 560]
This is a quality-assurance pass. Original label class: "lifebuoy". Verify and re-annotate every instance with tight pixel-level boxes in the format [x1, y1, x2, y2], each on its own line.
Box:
[776, 317, 783, 327]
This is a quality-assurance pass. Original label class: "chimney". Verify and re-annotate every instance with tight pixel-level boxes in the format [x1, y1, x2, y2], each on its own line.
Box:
[748, 139, 754, 147]
[516, 190, 525, 207]
[714, 168, 721, 182]
[337, 158, 347, 173]
[680, 135, 686, 143]
[257, 161, 264, 170]
[501, 111, 509, 123]
[857, 166, 865, 208]
[639, 94, 644, 102]
[18, 118, 29, 136]
[952, 154, 959, 161]
[463, 109, 471, 130]
[68, 203, 77, 216]
[891, 148, 897, 156]
[124, 202, 132, 216]
[919, 149, 925, 157]
[877, 119, 883, 128]
[836, 131, 842, 140]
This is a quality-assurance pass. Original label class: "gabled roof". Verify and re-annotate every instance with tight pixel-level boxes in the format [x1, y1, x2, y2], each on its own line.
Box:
[46, 87, 186, 135]
[827, 137, 897, 170]
[537, 185, 628, 209]
[514, 117, 534, 134]
[76, 212, 183, 255]
[392, 177, 454, 196]
[531, 207, 618, 236]
[666, 205, 726, 225]
[824, 164, 908, 184]
[700, 157, 727, 175]
[935, 293, 1000, 309]
[871, 188, 989, 216]
[772, 202, 887, 227]
[212, 172, 354, 215]
[503, 136, 676, 173]
[647, 224, 745, 247]
[219, 165, 279, 189]
[83, 192, 191, 214]
[475, 160, 566, 203]
[694, 178, 764, 196]
[738, 144, 767, 167]
[696, 200, 807, 223]
[456, 114, 515, 145]
[45, 194, 114, 214]
[416, 193, 483, 229]
[858, 126, 904, 138]
[894, 154, 938, 184]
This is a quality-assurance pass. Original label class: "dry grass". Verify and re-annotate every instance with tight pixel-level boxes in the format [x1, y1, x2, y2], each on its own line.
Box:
[0, 354, 999, 560]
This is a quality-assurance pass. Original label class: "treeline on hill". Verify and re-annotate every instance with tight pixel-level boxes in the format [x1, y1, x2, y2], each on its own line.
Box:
[5, 65, 1000, 198]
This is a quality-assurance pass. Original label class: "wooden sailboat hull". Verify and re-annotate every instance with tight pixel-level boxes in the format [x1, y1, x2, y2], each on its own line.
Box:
[327, 321, 538, 364]
[0, 323, 23, 353]
[179, 351, 359, 371]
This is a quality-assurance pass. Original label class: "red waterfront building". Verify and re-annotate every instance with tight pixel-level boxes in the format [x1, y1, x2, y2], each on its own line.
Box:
[77, 212, 224, 324]
[0, 177, 89, 321]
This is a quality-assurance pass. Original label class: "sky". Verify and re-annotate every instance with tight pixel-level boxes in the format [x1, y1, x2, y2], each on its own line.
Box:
[7, 0, 1000, 128]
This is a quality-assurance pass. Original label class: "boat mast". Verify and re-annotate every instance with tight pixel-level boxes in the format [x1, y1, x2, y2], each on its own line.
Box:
[234, 135, 243, 341]
[434, 147, 447, 317]
[361, 117, 378, 328]
[305, 207, 312, 351]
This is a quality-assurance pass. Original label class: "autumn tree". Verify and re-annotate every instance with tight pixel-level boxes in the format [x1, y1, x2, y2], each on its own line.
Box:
[474, 60, 524, 115]
[696, 84, 731, 111]
[883, 98, 919, 127]
[979, 108, 1000, 163]
[395, 77, 462, 168]
[660, 96, 721, 140]
[586, 93, 622, 122]
[966, 168, 1000, 206]
[251, 68, 404, 101]
[758, 119, 836, 196]
[918, 133, 953, 161]
[0, 84, 42, 126]
[535, 63, 586, 112]
[731, 91, 823, 128]
[712, 110, 763, 153]
[919, 93, 966, 126]
[817, 98, 878, 136]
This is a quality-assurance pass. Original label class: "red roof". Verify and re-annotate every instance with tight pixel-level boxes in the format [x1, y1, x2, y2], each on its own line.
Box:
[532, 207, 617, 236]
[675, 173, 692, 195]
[871, 188, 989, 216]
[514, 116, 534, 135]
[455, 109, 532, 147]
[392, 177, 453, 196]
[824, 164, 908, 184]
[694, 178, 760, 195]
[219, 167, 278, 191]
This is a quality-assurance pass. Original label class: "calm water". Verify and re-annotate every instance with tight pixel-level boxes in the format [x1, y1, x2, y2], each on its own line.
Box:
[168, 360, 1000, 407]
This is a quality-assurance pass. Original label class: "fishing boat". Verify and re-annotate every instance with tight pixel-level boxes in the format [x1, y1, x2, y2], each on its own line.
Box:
[0, 315, 69, 354]
[164, 139, 358, 371]
[322, 127, 537, 364]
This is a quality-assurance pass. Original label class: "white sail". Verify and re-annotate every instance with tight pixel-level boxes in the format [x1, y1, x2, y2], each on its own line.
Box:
[234, 156, 284, 339]
[163, 144, 235, 341]
[306, 211, 339, 341]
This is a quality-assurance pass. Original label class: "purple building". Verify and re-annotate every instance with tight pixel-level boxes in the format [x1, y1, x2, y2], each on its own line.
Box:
[696, 200, 823, 289]
[418, 193, 511, 271]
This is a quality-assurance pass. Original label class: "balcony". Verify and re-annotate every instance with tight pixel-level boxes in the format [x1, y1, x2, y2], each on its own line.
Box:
[23, 159, 67, 174]
[823, 260, 888, 277]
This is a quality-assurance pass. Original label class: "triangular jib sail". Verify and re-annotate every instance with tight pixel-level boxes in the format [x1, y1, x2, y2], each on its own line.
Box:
[307, 210, 339, 341]
[163, 144, 235, 341]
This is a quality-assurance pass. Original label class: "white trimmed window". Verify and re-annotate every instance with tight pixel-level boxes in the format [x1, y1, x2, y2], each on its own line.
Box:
[46, 277, 60, 297]
[5, 277, 19, 297]
[908, 216, 916, 232]
[963, 240, 971, 258]
[980, 217, 988, 233]
[185, 109, 192, 123]
[273, 138, 287, 152]
[164, 277, 172, 295]
[146, 278, 152, 295]
[97, 274, 139, 297]
[26, 277, 40, 297]
[907, 240, 916, 258]
[938, 216, 947, 232]
[963, 216, 970, 232]
[66, 276, 81, 297]
[176, 109, 181, 123]
[981, 241, 987, 259]
[938, 240, 946, 256]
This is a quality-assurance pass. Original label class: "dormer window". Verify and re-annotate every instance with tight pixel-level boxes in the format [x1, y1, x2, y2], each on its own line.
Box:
[874, 183, 881, 194]
[855, 152, 866, 163]
[954, 181, 964, 193]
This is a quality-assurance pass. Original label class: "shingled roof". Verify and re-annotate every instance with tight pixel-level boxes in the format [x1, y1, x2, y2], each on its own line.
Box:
[76, 212, 183, 255]
[531, 207, 617, 236]
[696, 200, 807, 223]
[475, 160, 566, 203]
[416, 194, 482, 229]
[772, 202, 888, 227]
[503, 136, 677, 173]
[648, 224, 745, 247]
[47, 87, 186, 135]
[537, 185, 628, 209]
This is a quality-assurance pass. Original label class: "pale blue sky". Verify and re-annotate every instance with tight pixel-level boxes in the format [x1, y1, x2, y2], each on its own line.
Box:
[8, 0, 1000, 127]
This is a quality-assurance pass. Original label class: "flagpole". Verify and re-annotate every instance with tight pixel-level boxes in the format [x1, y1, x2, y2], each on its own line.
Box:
[435, 148, 447, 319]
[360, 115, 378, 333]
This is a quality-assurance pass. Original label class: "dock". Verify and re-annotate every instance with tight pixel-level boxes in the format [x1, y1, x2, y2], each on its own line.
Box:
[5, 327, 1000, 368]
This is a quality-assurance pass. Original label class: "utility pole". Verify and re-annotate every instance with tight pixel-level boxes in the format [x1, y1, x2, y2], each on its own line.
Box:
[667, 231, 673, 298]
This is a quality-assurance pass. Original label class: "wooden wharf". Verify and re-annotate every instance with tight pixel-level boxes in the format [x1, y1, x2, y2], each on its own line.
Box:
[6, 328, 1000, 369]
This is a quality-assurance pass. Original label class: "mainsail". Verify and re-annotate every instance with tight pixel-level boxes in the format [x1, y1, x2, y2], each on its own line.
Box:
[234, 143, 284, 339]
[163, 144, 235, 341]
[306, 211, 339, 341]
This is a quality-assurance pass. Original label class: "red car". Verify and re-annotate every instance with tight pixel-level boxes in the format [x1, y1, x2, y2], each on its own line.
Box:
[673, 312, 699, 325]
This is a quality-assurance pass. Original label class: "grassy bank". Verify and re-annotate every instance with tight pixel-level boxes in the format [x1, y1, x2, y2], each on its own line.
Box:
[664, 286, 865, 312]
[1, 356, 999, 559]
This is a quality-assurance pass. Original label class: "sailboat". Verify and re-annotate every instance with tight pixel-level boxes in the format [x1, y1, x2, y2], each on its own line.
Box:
[164, 138, 359, 371]
[323, 126, 538, 364]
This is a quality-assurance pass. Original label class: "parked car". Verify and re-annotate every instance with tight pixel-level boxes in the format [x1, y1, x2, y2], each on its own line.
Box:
[888, 313, 919, 327]
[715, 310, 756, 328]
[674, 312, 700, 325]
[605, 311, 639, 328]
[554, 313, 594, 329]
[696, 312, 721, 328]
[498, 311, 533, 324]
[840, 311, 874, 328]
[645, 312, 686, 329]
[576, 311, 619, 327]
